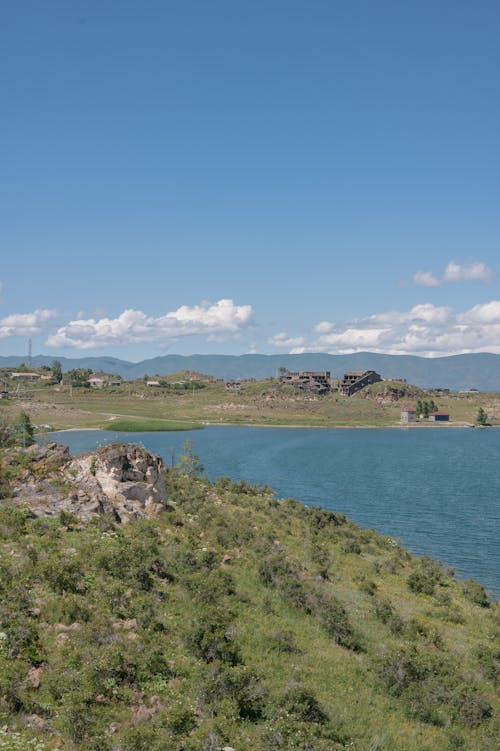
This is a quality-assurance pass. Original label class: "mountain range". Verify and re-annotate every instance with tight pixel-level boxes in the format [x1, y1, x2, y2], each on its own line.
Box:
[1, 352, 500, 391]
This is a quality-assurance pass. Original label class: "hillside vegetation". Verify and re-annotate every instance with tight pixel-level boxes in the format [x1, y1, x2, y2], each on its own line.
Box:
[2, 376, 500, 430]
[0, 446, 498, 751]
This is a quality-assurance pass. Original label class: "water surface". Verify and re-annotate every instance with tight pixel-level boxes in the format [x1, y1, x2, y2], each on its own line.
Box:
[45, 426, 500, 596]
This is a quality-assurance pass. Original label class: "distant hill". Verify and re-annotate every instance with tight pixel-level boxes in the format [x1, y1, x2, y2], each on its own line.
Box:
[1, 351, 499, 391]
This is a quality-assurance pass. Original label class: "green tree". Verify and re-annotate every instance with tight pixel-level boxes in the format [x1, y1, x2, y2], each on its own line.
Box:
[15, 411, 34, 447]
[476, 407, 487, 426]
[67, 368, 92, 387]
[52, 359, 63, 383]
[177, 440, 204, 477]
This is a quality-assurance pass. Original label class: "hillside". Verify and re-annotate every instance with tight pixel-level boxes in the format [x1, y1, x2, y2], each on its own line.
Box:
[2, 375, 499, 431]
[0, 443, 498, 751]
[2, 351, 500, 391]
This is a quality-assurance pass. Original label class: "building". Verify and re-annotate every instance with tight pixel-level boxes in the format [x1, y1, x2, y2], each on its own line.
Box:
[89, 375, 108, 389]
[88, 374, 121, 389]
[400, 407, 416, 423]
[429, 411, 450, 422]
[279, 371, 331, 395]
[10, 372, 41, 381]
[338, 370, 382, 396]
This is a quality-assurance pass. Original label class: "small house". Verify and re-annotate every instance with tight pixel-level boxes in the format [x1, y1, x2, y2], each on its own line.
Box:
[10, 372, 41, 381]
[429, 411, 449, 422]
[400, 407, 416, 423]
[89, 375, 108, 389]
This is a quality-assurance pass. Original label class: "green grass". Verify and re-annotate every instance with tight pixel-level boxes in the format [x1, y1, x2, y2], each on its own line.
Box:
[103, 418, 203, 432]
[0, 451, 498, 751]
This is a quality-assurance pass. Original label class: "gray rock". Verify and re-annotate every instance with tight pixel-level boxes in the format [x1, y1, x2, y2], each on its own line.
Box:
[8, 442, 171, 523]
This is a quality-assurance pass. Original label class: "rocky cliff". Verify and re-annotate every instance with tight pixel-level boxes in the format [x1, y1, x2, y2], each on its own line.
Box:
[3, 441, 170, 522]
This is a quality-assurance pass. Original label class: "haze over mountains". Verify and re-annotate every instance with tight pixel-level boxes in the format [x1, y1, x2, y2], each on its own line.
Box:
[1, 352, 500, 391]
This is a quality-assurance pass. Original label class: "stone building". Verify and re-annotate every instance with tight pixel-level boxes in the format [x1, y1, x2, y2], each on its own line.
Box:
[338, 370, 382, 396]
[279, 371, 331, 395]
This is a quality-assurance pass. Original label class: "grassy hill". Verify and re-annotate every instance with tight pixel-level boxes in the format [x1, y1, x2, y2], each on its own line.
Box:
[0, 450, 498, 750]
[2, 375, 499, 430]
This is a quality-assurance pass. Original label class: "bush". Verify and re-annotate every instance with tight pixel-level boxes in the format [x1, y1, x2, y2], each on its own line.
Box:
[408, 557, 443, 595]
[462, 579, 490, 607]
[201, 664, 266, 720]
[376, 644, 492, 727]
[266, 629, 299, 653]
[185, 608, 240, 665]
[278, 684, 328, 724]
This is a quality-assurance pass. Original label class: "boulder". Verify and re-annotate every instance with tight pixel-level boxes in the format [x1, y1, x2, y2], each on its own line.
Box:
[8, 442, 170, 523]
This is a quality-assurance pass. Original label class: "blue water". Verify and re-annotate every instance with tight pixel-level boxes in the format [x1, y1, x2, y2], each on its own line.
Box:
[45, 427, 500, 597]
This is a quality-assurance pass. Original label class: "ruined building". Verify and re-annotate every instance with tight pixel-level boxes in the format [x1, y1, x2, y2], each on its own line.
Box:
[339, 370, 382, 396]
[279, 371, 331, 395]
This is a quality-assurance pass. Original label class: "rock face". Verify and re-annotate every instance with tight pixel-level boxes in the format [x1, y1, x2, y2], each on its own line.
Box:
[6, 442, 170, 523]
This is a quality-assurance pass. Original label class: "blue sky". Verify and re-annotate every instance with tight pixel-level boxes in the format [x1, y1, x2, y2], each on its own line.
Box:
[1, 0, 499, 360]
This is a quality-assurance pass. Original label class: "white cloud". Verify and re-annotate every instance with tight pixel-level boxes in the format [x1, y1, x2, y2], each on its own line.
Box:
[268, 332, 307, 349]
[268, 301, 500, 356]
[0, 309, 56, 339]
[313, 321, 335, 334]
[413, 270, 441, 287]
[46, 299, 253, 349]
[460, 301, 500, 324]
[443, 261, 494, 283]
[413, 260, 494, 287]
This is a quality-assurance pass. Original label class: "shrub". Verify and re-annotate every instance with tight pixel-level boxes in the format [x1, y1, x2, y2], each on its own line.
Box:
[408, 557, 443, 595]
[373, 597, 394, 624]
[201, 664, 267, 720]
[278, 684, 328, 724]
[462, 579, 490, 608]
[185, 608, 240, 665]
[266, 629, 299, 653]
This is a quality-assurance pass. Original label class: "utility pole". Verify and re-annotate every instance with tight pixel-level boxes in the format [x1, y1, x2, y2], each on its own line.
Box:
[28, 338, 32, 368]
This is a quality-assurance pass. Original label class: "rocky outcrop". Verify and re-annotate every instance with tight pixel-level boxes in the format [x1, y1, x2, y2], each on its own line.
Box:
[4, 442, 170, 523]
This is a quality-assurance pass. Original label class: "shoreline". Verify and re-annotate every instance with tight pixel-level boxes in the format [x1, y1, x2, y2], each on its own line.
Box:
[44, 420, 486, 433]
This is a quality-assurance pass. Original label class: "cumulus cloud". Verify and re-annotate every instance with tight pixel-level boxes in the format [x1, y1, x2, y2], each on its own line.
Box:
[0, 309, 56, 339]
[413, 270, 440, 287]
[268, 332, 307, 349]
[413, 260, 494, 287]
[313, 321, 335, 334]
[268, 301, 500, 356]
[443, 261, 494, 283]
[46, 299, 253, 349]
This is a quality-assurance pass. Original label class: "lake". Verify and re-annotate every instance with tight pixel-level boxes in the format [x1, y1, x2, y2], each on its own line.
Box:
[45, 426, 500, 597]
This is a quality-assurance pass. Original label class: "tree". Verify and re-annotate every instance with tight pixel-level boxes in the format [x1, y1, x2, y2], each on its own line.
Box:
[476, 407, 487, 426]
[52, 359, 63, 383]
[177, 440, 204, 478]
[15, 411, 34, 447]
[67, 368, 91, 387]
